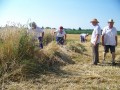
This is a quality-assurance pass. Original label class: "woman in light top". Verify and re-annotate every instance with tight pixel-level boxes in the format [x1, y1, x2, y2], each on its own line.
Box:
[54, 26, 66, 45]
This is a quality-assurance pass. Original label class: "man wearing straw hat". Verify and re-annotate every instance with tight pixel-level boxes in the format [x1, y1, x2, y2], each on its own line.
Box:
[29, 22, 44, 49]
[102, 19, 117, 65]
[90, 18, 101, 65]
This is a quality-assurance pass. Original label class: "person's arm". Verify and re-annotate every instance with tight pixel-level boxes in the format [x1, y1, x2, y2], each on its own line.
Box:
[93, 28, 100, 46]
[94, 34, 99, 46]
[115, 28, 117, 46]
[102, 34, 105, 46]
[42, 32, 44, 38]
[115, 36, 117, 46]
[63, 30, 66, 40]
[64, 34, 66, 40]
[101, 28, 106, 46]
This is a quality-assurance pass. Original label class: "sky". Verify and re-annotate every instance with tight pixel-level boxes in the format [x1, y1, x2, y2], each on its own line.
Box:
[0, 0, 120, 29]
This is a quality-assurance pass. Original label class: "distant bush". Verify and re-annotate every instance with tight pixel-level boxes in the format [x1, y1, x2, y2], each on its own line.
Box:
[65, 29, 93, 34]
[117, 31, 120, 35]
[65, 29, 120, 35]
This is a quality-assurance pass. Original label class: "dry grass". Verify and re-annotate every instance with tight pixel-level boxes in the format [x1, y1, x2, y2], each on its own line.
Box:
[1, 31, 120, 90]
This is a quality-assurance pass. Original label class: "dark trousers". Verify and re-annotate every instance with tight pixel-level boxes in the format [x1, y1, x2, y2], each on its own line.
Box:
[38, 37, 43, 48]
[56, 37, 64, 45]
[80, 36, 85, 43]
[91, 43, 99, 64]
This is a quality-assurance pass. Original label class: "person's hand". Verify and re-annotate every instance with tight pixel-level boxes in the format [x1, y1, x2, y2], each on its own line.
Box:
[116, 42, 117, 47]
[93, 42, 97, 46]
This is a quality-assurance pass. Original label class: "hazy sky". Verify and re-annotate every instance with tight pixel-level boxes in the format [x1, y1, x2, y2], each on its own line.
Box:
[0, 0, 120, 29]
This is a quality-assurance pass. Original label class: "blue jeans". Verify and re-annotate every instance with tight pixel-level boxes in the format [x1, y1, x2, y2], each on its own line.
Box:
[38, 37, 43, 48]
[56, 37, 64, 45]
[80, 36, 85, 42]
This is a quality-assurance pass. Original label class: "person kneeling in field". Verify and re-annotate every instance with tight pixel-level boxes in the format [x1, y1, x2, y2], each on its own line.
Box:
[28, 22, 44, 49]
[54, 26, 66, 45]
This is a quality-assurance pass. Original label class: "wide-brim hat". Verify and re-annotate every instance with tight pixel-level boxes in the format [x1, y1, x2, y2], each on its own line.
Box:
[108, 19, 114, 23]
[90, 18, 99, 23]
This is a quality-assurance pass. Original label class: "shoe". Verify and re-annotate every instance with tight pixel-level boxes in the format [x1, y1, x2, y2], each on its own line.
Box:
[92, 63, 97, 65]
[112, 62, 116, 66]
[94, 63, 97, 65]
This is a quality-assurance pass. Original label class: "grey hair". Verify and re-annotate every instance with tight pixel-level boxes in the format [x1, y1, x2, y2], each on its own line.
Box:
[29, 22, 36, 27]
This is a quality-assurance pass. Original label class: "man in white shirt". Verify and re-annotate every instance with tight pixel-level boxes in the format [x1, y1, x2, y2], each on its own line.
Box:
[54, 26, 66, 45]
[102, 19, 117, 65]
[90, 18, 101, 65]
[80, 33, 89, 43]
[29, 22, 44, 48]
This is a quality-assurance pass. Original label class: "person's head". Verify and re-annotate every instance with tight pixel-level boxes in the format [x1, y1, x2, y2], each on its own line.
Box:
[90, 18, 99, 26]
[108, 19, 114, 28]
[29, 22, 37, 29]
[59, 26, 63, 32]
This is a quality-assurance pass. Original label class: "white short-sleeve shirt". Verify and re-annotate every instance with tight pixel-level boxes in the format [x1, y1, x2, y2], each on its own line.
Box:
[56, 29, 66, 37]
[91, 24, 101, 44]
[80, 33, 87, 38]
[28, 26, 44, 39]
[102, 26, 117, 45]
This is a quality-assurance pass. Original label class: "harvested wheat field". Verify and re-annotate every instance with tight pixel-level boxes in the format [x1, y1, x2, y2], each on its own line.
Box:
[0, 28, 120, 90]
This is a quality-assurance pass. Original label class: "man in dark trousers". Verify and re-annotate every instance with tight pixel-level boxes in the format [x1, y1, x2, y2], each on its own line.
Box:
[90, 18, 101, 65]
